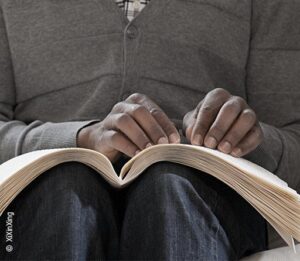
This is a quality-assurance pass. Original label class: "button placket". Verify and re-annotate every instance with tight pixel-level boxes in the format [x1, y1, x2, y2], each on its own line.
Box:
[119, 24, 139, 101]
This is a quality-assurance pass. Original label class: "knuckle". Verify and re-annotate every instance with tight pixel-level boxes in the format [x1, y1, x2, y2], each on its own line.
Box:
[225, 98, 243, 111]
[200, 105, 218, 115]
[127, 92, 146, 103]
[149, 124, 162, 135]
[202, 105, 213, 112]
[149, 107, 161, 116]
[116, 113, 130, 126]
[211, 88, 230, 98]
[210, 124, 225, 138]
[195, 122, 209, 133]
[241, 109, 256, 122]
[230, 96, 246, 107]
[112, 102, 123, 112]
[226, 130, 240, 141]
[132, 104, 147, 117]
[109, 131, 119, 143]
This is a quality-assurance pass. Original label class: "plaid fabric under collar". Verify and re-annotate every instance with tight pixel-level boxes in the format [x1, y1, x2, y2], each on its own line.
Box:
[115, 0, 151, 21]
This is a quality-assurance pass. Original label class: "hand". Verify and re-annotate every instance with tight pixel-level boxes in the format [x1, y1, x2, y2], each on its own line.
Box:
[183, 88, 263, 157]
[77, 93, 181, 162]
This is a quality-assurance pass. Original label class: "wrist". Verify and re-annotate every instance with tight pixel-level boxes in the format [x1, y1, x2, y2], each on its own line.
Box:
[77, 126, 90, 148]
[77, 121, 100, 149]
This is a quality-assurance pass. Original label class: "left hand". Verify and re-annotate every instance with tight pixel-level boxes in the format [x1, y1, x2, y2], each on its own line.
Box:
[182, 88, 263, 157]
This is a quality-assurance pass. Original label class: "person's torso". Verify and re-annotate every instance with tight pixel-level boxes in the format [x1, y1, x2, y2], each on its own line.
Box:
[1, 0, 251, 130]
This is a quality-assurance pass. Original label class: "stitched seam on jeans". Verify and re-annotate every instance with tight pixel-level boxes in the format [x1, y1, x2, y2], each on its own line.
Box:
[214, 195, 240, 260]
[214, 223, 220, 261]
[212, 194, 220, 261]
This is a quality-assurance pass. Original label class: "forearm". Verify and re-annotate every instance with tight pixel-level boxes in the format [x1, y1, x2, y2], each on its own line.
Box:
[0, 118, 97, 164]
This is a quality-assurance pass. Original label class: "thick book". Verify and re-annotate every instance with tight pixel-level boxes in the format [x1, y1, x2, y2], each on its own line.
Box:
[0, 144, 300, 249]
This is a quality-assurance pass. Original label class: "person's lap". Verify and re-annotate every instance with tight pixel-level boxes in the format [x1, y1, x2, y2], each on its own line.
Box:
[0, 162, 120, 260]
[119, 162, 267, 260]
[0, 160, 267, 260]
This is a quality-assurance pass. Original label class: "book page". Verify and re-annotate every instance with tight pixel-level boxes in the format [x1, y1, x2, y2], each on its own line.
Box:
[195, 145, 289, 188]
[120, 143, 300, 245]
[121, 144, 299, 197]
[0, 149, 62, 186]
[1, 144, 300, 245]
[0, 148, 120, 215]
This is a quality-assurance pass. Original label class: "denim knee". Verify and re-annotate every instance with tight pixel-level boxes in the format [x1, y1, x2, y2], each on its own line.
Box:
[9, 162, 115, 216]
[121, 162, 229, 260]
[0, 163, 120, 260]
[125, 162, 209, 209]
[129, 162, 215, 198]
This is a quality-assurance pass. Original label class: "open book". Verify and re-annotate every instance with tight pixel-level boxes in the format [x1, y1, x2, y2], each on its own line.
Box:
[0, 144, 300, 249]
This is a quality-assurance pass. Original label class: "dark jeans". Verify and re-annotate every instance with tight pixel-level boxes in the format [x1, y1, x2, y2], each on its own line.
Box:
[0, 160, 267, 260]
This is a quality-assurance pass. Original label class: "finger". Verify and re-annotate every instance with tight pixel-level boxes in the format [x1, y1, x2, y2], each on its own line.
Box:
[125, 103, 169, 144]
[149, 108, 180, 143]
[204, 97, 245, 149]
[230, 124, 264, 158]
[183, 100, 204, 142]
[218, 108, 257, 154]
[128, 93, 180, 143]
[103, 130, 140, 157]
[183, 110, 197, 142]
[104, 113, 152, 150]
[192, 89, 230, 145]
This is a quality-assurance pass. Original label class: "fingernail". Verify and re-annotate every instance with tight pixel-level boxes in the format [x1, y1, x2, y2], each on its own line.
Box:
[192, 134, 202, 145]
[205, 137, 217, 149]
[146, 143, 153, 148]
[231, 148, 242, 157]
[158, 137, 169, 144]
[219, 141, 232, 153]
[169, 133, 180, 143]
[135, 150, 141, 155]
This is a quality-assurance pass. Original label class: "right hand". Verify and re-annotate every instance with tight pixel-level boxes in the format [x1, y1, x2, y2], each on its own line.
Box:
[77, 93, 181, 163]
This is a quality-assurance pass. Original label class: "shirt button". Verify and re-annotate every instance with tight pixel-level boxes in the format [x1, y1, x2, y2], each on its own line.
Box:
[133, 0, 140, 10]
[126, 26, 138, 39]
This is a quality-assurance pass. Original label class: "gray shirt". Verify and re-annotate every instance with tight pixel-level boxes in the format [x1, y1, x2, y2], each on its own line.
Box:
[0, 0, 299, 190]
